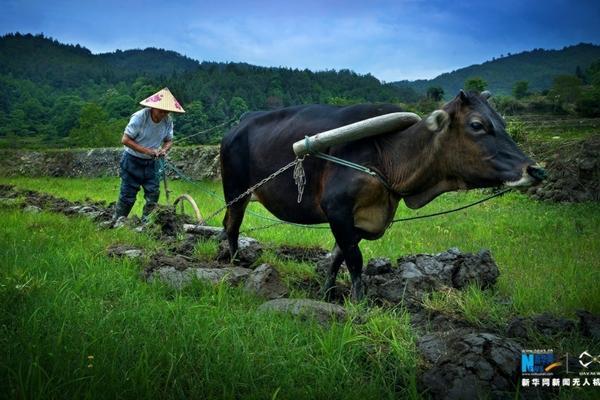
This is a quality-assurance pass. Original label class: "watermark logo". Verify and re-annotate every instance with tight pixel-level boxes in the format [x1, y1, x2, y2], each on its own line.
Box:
[579, 351, 600, 369]
[522, 350, 559, 374]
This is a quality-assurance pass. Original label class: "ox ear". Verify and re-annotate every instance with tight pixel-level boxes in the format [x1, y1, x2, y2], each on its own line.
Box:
[459, 89, 468, 102]
[425, 109, 449, 133]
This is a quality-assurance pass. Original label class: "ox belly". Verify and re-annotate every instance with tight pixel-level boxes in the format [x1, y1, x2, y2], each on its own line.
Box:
[352, 183, 398, 240]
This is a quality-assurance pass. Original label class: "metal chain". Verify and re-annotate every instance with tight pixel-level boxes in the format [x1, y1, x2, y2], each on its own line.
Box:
[200, 158, 303, 224]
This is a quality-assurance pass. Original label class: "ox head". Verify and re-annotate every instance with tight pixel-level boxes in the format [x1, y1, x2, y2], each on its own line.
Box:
[424, 90, 545, 190]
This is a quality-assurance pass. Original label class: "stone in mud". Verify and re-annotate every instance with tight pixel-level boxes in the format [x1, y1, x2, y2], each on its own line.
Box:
[217, 236, 263, 268]
[419, 332, 520, 400]
[23, 205, 42, 213]
[258, 298, 347, 325]
[244, 264, 288, 299]
[106, 244, 144, 259]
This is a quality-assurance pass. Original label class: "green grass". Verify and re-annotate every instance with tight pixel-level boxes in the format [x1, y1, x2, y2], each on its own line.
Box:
[1, 176, 599, 399]
[0, 206, 418, 400]
[3, 176, 597, 317]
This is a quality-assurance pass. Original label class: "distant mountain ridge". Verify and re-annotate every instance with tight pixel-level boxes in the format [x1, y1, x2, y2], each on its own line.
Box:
[393, 43, 600, 98]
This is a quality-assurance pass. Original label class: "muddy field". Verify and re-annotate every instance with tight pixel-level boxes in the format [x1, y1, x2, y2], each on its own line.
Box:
[1, 184, 599, 400]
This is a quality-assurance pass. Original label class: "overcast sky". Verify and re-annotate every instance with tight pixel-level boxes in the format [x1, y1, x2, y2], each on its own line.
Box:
[1, 0, 599, 81]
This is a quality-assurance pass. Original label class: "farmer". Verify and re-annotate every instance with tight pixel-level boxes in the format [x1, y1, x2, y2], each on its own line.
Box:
[113, 87, 186, 223]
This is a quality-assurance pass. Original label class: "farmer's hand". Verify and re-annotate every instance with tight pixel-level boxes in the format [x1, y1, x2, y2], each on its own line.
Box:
[146, 148, 160, 158]
[157, 148, 168, 157]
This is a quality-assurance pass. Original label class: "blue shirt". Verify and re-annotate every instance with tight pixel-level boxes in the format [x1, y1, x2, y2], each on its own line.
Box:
[124, 108, 174, 159]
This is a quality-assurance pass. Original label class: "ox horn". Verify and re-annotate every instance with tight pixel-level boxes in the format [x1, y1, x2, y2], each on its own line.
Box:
[293, 112, 421, 156]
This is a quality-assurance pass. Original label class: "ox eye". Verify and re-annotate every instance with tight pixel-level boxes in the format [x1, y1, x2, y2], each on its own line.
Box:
[469, 121, 485, 132]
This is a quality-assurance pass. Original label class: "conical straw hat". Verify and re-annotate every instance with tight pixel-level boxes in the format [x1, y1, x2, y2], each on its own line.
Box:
[139, 87, 186, 113]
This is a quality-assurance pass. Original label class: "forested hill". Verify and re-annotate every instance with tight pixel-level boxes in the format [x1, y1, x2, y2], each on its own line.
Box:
[393, 43, 600, 98]
[0, 33, 201, 86]
[0, 33, 418, 147]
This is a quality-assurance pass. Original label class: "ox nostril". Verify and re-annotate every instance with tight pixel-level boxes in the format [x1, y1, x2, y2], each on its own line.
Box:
[527, 165, 547, 181]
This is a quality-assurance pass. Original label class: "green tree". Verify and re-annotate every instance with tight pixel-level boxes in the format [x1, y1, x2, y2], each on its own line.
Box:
[229, 96, 249, 119]
[174, 100, 208, 143]
[550, 75, 582, 104]
[464, 77, 487, 92]
[426, 86, 444, 101]
[512, 81, 529, 99]
[69, 102, 121, 147]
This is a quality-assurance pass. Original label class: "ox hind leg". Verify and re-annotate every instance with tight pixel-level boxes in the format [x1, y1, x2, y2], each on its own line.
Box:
[222, 197, 250, 262]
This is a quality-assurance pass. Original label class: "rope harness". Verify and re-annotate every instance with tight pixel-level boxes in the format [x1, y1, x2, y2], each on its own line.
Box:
[159, 153, 511, 233]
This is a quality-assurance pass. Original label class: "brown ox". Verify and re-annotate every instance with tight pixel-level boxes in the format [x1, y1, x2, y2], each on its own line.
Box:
[220, 91, 545, 300]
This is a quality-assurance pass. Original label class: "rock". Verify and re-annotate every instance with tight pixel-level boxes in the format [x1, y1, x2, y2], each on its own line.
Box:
[195, 267, 252, 285]
[183, 224, 224, 239]
[258, 298, 347, 325]
[364, 258, 392, 275]
[23, 205, 41, 213]
[419, 332, 520, 400]
[576, 310, 600, 339]
[148, 266, 252, 289]
[244, 264, 288, 299]
[147, 267, 194, 289]
[217, 236, 263, 268]
[106, 244, 144, 259]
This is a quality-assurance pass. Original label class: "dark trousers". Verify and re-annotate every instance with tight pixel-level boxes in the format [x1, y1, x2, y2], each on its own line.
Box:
[118, 152, 160, 212]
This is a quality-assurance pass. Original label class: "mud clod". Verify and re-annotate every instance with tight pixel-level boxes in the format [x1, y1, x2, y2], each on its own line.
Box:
[506, 313, 577, 339]
[217, 237, 263, 268]
[244, 264, 288, 299]
[364, 257, 393, 275]
[419, 332, 520, 400]
[364, 248, 499, 307]
[577, 310, 600, 339]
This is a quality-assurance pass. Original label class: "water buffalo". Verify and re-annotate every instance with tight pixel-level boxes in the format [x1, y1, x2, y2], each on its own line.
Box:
[220, 90, 544, 300]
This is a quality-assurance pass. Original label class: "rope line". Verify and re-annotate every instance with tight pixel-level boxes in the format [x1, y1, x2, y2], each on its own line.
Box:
[161, 158, 512, 232]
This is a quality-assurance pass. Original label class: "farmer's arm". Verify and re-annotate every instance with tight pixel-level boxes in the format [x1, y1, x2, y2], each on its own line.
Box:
[158, 138, 172, 156]
[121, 133, 158, 157]
[157, 118, 174, 156]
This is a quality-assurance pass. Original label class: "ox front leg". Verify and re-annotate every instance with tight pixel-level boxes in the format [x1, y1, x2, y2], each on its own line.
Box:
[322, 243, 344, 300]
[329, 223, 365, 302]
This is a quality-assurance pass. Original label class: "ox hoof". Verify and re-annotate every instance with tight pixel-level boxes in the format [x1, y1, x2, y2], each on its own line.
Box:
[350, 281, 366, 302]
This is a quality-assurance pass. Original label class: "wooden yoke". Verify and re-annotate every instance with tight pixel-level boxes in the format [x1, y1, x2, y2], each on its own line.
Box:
[292, 112, 421, 156]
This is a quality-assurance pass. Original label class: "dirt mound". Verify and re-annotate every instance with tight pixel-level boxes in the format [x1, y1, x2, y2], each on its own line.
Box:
[419, 332, 521, 400]
[363, 248, 499, 308]
[528, 136, 600, 202]
[0, 184, 114, 222]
